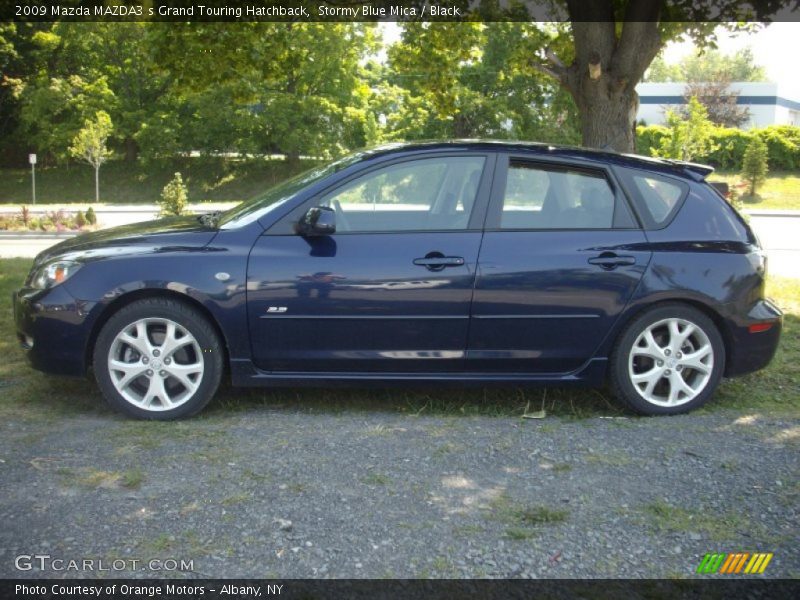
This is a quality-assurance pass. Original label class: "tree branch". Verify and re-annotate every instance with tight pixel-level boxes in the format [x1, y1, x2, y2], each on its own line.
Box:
[529, 60, 562, 82]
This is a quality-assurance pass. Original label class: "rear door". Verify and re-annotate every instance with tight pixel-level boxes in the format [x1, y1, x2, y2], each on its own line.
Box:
[248, 152, 495, 373]
[467, 154, 652, 373]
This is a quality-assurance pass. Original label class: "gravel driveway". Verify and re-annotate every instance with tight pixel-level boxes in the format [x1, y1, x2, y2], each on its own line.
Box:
[1, 400, 797, 579]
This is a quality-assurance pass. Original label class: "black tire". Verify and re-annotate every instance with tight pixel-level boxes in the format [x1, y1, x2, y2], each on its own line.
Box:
[93, 298, 223, 420]
[609, 303, 726, 416]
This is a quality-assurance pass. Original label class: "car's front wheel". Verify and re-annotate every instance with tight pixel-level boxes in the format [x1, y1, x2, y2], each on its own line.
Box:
[93, 298, 223, 419]
[610, 304, 725, 415]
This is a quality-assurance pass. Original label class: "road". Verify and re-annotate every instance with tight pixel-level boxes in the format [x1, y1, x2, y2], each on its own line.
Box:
[0, 210, 798, 278]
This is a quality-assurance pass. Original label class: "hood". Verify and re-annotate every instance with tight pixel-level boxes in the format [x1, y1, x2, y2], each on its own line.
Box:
[34, 215, 219, 264]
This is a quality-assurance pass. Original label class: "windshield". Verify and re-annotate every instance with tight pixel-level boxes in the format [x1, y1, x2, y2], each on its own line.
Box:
[217, 153, 366, 229]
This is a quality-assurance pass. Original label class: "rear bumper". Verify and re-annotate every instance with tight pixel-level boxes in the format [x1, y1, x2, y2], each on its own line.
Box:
[12, 286, 97, 377]
[724, 298, 783, 377]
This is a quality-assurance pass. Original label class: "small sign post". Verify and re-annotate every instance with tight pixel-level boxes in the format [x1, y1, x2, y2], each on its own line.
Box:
[29, 153, 37, 205]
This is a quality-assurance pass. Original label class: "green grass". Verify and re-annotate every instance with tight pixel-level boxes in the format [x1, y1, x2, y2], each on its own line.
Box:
[710, 276, 800, 415]
[0, 157, 319, 205]
[486, 493, 570, 540]
[361, 472, 391, 486]
[637, 500, 759, 542]
[709, 171, 800, 210]
[0, 258, 798, 424]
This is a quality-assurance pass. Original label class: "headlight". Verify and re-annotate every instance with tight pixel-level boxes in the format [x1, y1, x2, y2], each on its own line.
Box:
[29, 260, 82, 290]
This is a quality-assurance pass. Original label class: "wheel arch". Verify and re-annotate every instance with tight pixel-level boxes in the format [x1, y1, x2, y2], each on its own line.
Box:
[607, 296, 733, 376]
[85, 289, 230, 374]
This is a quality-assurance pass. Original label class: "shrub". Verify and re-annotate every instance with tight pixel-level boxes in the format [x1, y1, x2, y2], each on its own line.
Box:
[756, 125, 800, 170]
[654, 98, 718, 161]
[636, 125, 670, 157]
[85, 206, 97, 225]
[159, 172, 189, 217]
[704, 127, 753, 170]
[75, 210, 87, 228]
[742, 136, 769, 197]
[637, 124, 800, 171]
[20, 205, 30, 226]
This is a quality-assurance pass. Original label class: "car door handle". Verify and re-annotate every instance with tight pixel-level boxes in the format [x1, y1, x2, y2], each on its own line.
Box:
[588, 253, 636, 270]
[413, 254, 465, 271]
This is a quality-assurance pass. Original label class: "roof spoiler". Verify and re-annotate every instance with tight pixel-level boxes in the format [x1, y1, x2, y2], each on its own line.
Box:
[665, 159, 715, 181]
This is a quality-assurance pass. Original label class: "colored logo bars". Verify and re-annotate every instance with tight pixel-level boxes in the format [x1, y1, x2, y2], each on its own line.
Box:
[697, 552, 773, 574]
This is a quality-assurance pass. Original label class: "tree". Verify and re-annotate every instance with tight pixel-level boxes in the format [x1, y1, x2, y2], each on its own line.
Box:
[384, 22, 580, 144]
[150, 23, 378, 161]
[69, 110, 113, 203]
[682, 79, 750, 128]
[741, 136, 769, 197]
[655, 97, 717, 161]
[528, 1, 781, 152]
[645, 47, 767, 83]
[158, 172, 189, 217]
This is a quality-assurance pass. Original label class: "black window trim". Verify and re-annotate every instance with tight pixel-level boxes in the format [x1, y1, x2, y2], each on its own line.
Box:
[483, 153, 641, 232]
[265, 151, 497, 236]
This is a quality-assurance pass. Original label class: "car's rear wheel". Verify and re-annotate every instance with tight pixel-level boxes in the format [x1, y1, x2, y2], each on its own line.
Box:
[93, 298, 223, 419]
[610, 304, 725, 415]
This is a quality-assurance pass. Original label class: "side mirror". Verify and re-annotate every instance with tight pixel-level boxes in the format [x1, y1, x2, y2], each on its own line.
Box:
[296, 206, 336, 237]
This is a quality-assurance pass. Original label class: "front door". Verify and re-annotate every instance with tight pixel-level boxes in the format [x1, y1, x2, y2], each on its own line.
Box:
[468, 156, 652, 373]
[248, 153, 493, 373]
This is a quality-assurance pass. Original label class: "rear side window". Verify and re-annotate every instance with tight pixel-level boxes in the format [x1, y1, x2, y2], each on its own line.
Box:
[499, 162, 618, 229]
[617, 168, 688, 229]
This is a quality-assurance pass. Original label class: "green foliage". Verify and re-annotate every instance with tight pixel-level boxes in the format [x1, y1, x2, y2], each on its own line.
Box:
[758, 125, 800, 171]
[742, 136, 769, 196]
[704, 127, 753, 170]
[645, 47, 767, 83]
[158, 172, 189, 217]
[0, 19, 783, 164]
[69, 110, 113, 169]
[654, 98, 718, 161]
[69, 110, 113, 202]
[75, 210, 86, 227]
[382, 22, 579, 145]
[637, 125, 800, 171]
[19, 74, 115, 163]
[84, 206, 96, 224]
[635, 125, 670, 157]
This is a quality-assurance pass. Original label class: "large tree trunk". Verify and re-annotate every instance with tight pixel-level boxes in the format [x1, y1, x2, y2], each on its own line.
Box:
[572, 82, 640, 152]
[537, 1, 664, 153]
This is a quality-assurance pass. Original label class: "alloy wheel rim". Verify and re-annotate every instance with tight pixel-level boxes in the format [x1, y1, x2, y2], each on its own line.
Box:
[108, 318, 204, 411]
[628, 317, 714, 407]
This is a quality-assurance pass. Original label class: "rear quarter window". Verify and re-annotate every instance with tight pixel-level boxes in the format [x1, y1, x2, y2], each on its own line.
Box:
[616, 167, 688, 229]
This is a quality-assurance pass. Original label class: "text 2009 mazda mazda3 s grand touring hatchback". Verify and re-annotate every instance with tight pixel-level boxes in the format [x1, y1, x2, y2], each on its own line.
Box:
[13, 141, 782, 419]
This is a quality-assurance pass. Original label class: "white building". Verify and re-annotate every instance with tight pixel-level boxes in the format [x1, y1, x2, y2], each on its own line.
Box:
[636, 82, 800, 128]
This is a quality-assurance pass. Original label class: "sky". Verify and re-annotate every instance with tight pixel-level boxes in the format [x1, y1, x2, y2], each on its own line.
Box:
[377, 22, 800, 94]
[663, 23, 800, 93]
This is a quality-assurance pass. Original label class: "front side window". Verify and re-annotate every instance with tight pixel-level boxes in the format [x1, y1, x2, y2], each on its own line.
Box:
[500, 163, 617, 229]
[320, 156, 486, 233]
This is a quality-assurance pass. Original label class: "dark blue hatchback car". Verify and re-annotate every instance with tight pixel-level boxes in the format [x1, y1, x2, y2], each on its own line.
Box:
[13, 141, 782, 419]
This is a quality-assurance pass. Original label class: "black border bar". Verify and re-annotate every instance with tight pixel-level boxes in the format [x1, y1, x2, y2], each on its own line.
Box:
[3, 0, 800, 23]
[3, 578, 800, 600]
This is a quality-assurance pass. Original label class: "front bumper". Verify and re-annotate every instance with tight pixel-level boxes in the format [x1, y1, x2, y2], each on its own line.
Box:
[12, 285, 97, 377]
[724, 298, 783, 377]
